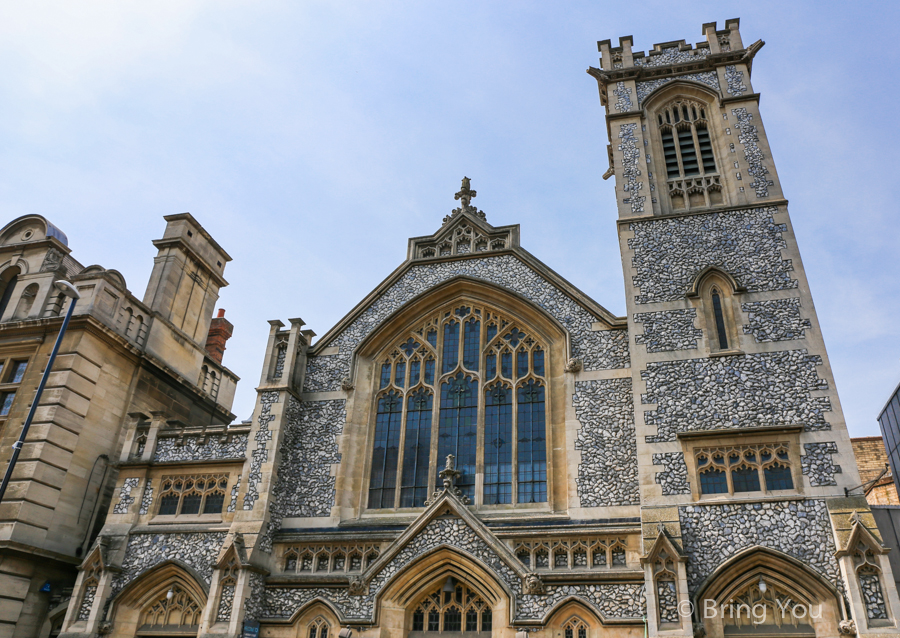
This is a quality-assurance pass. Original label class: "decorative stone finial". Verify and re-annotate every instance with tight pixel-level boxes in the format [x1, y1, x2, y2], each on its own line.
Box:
[444, 177, 486, 224]
[424, 454, 471, 505]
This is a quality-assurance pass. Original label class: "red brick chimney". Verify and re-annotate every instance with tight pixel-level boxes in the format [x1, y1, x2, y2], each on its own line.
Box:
[205, 308, 234, 364]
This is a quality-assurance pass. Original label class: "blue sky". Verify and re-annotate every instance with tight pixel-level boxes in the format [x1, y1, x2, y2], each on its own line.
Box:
[1, 1, 898, 435]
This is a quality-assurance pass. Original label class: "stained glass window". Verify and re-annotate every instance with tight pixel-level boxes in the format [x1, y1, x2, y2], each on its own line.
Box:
[442, 320, 459, 373]
[369, 391, 403, 508]
[400, 390, 433, 507]
[517, 380, 547, 503]
[463, 319, 480, 371]
[484, 384, 512, 504]
[439, 374, 478, 499]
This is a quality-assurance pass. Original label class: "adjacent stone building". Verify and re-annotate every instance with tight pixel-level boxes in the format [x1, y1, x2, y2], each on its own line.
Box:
[851, 438, 898, 507]
[58, 17, 900, 638]
[0, 213, 239, 638]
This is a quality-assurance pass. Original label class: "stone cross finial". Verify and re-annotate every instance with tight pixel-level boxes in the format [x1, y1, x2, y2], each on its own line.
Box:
[455, 177, 477, 209]
[444, 177, 486, 224]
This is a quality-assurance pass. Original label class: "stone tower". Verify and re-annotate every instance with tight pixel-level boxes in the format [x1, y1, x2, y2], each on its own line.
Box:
[590, 18, 900, 637]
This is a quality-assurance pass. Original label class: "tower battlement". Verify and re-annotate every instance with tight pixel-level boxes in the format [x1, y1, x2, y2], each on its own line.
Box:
[597, 18, 744, 71]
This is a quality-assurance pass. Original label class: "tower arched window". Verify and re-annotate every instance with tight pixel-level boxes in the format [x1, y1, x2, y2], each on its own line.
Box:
[657, 98, 723, 210]
[0, 267, 20, 319]
[368, 301, 549, 509]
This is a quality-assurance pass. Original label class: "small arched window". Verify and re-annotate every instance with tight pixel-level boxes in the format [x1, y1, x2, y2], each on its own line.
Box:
[692, 270, 741, 354]
[307, 617, 330, 638]
[710, 287, 729, 350]
[0, 267, 21, 319]
[14, 283, 39, 320]
[563, 617, 588, 638]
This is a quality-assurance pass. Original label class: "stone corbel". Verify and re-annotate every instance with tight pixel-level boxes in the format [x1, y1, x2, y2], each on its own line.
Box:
[564, 358, 583, 373]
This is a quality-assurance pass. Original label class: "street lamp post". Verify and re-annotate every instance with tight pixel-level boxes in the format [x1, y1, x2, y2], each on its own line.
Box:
[0, 281, 81, 503]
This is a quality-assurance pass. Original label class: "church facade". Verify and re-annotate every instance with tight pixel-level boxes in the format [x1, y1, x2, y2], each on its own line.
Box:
[59, 18, 900, 638]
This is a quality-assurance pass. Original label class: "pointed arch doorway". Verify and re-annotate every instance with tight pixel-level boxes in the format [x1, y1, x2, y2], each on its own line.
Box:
[407, 578, 494, 638]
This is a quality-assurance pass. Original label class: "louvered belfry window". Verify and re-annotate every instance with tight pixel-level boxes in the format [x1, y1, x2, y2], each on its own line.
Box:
[368, 301, 549, 509]
[658, 99, 717, 178]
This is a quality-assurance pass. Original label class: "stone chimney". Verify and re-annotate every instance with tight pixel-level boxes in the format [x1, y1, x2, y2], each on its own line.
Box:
[205, 308, 234, 364]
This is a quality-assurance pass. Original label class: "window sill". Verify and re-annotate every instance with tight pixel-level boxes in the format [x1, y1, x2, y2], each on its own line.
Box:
[708, 349, 744, 358]
[149, 514, 223, 525]
[694, 491, 803, 505]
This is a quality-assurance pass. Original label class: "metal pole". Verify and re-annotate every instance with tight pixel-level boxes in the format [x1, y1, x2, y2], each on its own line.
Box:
[0, 281, 80, 503]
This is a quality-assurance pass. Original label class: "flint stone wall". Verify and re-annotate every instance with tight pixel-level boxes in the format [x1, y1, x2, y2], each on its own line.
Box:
[573, 379, 639, 507]
[678, 499, 840, 592]
[628, 207, 796, 305]
[642, 350, 831, 442]
[304, 254, 630, 394]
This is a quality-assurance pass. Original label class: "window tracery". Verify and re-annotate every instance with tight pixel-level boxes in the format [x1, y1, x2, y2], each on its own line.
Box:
[657, 98, 723, 211]
[139, 585, 203, 629]
[156, 474, 229, 517]
[369, 302, 548, 509]
[563, 616, 588, 638]
[307, 617, 330, 638]
[513, 538, 627, 570]
[695, 443, 794, 496]
[410, 581, 492, 634]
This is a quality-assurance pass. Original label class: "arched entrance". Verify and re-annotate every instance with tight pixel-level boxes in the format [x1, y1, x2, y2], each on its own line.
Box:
[375, 547, 512, 638]
[694, 548, 842, 637]
[107, 563, 208, 638]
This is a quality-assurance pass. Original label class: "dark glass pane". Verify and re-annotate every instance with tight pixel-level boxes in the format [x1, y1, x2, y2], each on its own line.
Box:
[159, 493, 179, 515]
[517, 350, 528, 379]
[380, 363, 391, 389]
[517, 381, 547, 503]
[486, 323, 498, 343]
[10, 361, 27, 383]
[309, 627, 316, 638]
[484, 385, 512, 504]
[466, 610, 478, 632]
[678, 128, 699, 175]
[661, 128, 679, 178]
[181, 492, 202, 514]
[699, 469, 728, 494]
[444, 609, 461, 632]
[424, 359, 435, 385]
[428, 610, 439, 632]
[578, 626, 586, 638]
[320, 627, 328, 638]
[565, 627, 573, 638]
[711, 291, 729, 349]
[413, 611, 424, 632]
[732, 466, 761, 492]
[438, 373, 478, 499]
[427, 329, 437, 348]
[486, 353, 496, 379]
[400, 390, 433, 507]
[533, 349, 544, 376]
[203, 491, 225, 514]
[395, 361, 406, 388]
[481, 610, 492, 631]
[764, 464, 794, 490]
[369, 391, 403, 508]
[463, 319, 480, 371]
[410, 359, 421, 386]
[0, 392, 15, 416]
[501, 352, 512, 379]
[442, 321, 459, 373]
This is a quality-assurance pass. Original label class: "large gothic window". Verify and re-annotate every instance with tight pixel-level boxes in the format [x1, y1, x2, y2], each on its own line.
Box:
[410, 580, 492, 634]
[368, 302, 549, 509]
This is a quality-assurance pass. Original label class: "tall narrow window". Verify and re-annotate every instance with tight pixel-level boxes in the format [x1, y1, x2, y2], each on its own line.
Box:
[711, 289, 729, 349]
[438, 374, 478, 499]
[517, 380, 547, 503]
[484, 384, 512, 504]
[369, 391, 403, 508]
[442, 321, 459, 373]
[400, 389, 433, 507]
[463, 319, 480, 371]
